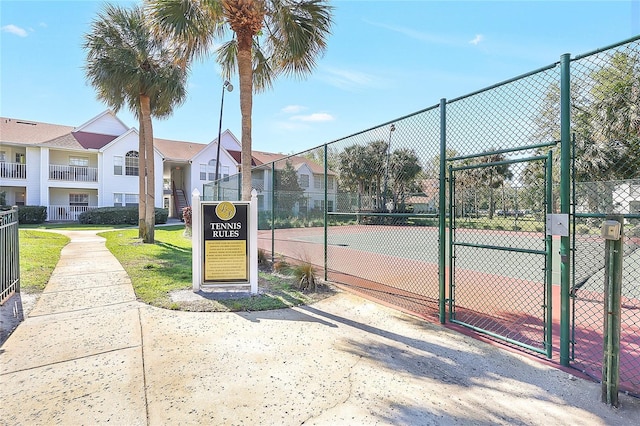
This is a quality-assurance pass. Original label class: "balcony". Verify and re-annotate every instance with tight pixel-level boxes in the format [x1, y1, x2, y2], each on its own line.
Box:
[49, 164, 98, 182]
[0, 162, 26, 179]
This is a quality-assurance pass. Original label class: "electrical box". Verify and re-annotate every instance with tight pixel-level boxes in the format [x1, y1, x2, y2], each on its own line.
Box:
[601, 220, 621, 240]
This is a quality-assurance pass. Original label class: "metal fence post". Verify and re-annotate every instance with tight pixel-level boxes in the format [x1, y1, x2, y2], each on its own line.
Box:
[545, 150, 553, 358]
[602, 216, 623, 407]
[560, 53, 572, 367]
[439, 98, 447, 324]
[324, 143, 328, 281]
[271, 162, 275, 264]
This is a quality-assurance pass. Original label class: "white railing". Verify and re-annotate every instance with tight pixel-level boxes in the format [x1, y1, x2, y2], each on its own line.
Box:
[49, 165, 98, 182]
[48, 205, 96, 222]
[0, 162, 26, 179]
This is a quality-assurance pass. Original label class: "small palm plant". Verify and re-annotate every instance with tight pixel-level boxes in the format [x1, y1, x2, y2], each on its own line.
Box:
[293, 262, 316, 292]
[273, 256, 290, 274]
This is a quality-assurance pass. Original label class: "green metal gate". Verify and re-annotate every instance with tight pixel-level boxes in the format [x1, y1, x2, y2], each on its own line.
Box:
[448, 148, 554, 357]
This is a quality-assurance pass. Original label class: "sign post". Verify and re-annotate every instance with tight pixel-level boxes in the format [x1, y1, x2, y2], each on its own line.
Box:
[192, 189, 258, 294]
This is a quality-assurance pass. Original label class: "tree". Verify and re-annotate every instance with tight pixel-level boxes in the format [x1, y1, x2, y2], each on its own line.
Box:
[338, 141, 392, 212]
[526, 50, 640, 215]
[84, 3, 187, 243]
[149, 0, 334, 201]
[389, 148, 422, 212]
[274, 160, 303, 216]
[589, 51, 640, 179]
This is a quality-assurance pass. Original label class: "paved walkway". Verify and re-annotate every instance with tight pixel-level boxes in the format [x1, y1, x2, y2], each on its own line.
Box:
[1, 230, 640, 425]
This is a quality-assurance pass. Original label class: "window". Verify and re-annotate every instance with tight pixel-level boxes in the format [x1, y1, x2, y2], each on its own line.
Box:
[114, 156, 123, 175]
[0, 151, 6, 162]
[222, 166, 230, 181]
[69, 156, 89, 167]
[314, 176, 324, 190]
[201, 160, 220, 181]
[125, 151, 139, 176]
[15, 153, 25, 164]
[327, 200, 334, 212]
[125, 194, 139, 206]
[69, 193, 89, 206]
[298, 174, 309, 188]
[208, 159, 217, 180]
[113, 193, 138, 206]
[314, 200, 325, 210]
[327, 177, 334, 190]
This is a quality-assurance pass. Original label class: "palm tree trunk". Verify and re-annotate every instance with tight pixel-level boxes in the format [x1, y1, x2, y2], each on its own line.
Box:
[238, 33, 253, 201]
[138, 111, 147, 240]
[141, 95, 156, 243]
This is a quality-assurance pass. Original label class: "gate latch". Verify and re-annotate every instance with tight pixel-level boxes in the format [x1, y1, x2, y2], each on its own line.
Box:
[546, 214, 569, 236]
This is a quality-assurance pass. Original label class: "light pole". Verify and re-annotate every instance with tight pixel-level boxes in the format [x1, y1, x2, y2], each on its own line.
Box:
[382, 123, 396, 211]
[215, 80, 234, 184]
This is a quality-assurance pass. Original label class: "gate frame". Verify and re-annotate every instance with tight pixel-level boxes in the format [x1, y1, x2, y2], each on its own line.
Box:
[445, 147, 555, 357]
[1, 208, 20, 305]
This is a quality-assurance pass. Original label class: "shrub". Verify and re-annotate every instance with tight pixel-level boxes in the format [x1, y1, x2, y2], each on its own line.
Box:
[273, 258, 290, 274]
[182, 206, 192, 227]
[78, 207, 168, 225]
[18, 205, 47, 224]
[293, 261, 317, 292]
[257, 248, 267, 264]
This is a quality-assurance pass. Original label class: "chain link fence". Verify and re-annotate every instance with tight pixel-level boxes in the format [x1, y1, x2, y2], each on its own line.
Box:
[203, 35, 640, 396]
[569, 37, 640, 395]
[445, 63, 560, 356]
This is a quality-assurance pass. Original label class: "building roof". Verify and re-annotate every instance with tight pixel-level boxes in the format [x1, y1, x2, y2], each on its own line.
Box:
[0, 117, 75, 145]
[227, 149, 259, 167]
[1, 114, 332, 176]
[252, 151, 336, 175]
[73, 131, 118, 150]
[154, 138, 207, 161]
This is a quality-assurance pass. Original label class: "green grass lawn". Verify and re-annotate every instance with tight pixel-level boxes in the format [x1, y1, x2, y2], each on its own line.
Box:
[100, 225, 326, 311]
[19, 230, 70, 292]
[101, 226, 192, 307]
[20, 223, 131, 230]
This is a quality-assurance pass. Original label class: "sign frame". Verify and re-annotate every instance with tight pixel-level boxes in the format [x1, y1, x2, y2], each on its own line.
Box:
[191, 189, 258, 294]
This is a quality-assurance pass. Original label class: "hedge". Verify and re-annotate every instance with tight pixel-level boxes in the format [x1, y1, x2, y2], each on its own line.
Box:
[17, 206, 47, 224]
[78, 207, 168, 225]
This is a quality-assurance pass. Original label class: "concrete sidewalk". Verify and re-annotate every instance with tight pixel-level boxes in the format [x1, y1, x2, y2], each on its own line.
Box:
[1, 230, 639, 425]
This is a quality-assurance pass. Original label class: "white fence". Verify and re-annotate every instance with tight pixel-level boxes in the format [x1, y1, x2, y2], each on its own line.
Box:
[49, 164, 98, 182]
[48, 205, 95, 221]
[0, 162, 26, 179]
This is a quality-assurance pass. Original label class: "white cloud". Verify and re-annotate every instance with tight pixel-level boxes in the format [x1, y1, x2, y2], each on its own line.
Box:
[291, 113, 335, 122]
[364, 19, 456, 46]
[470, 34, 484, 45]
[282, 105, 306, 114]
[39, 22, 47, 28]
[2, 24, 28, 37]
[321, 66, 382, 91]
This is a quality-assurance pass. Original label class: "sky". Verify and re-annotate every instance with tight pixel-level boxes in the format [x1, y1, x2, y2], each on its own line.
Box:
[1, 0, 639, 155]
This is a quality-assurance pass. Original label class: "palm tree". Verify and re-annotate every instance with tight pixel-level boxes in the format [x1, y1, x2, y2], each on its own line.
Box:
[148, 0, 333, 200]
[84, 3, 187, 243]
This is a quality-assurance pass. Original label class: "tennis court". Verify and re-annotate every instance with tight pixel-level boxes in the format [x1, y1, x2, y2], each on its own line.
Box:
[257, 223, 640, 394]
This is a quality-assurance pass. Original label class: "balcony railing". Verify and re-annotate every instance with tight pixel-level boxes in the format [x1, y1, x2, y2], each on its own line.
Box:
[0, 162, 26, 179]
[49, 164, 98, 182]
[48, 205, 96, 222]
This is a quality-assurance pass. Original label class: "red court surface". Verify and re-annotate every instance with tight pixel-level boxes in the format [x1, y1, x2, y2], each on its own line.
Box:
[257, 225, 640, 396]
